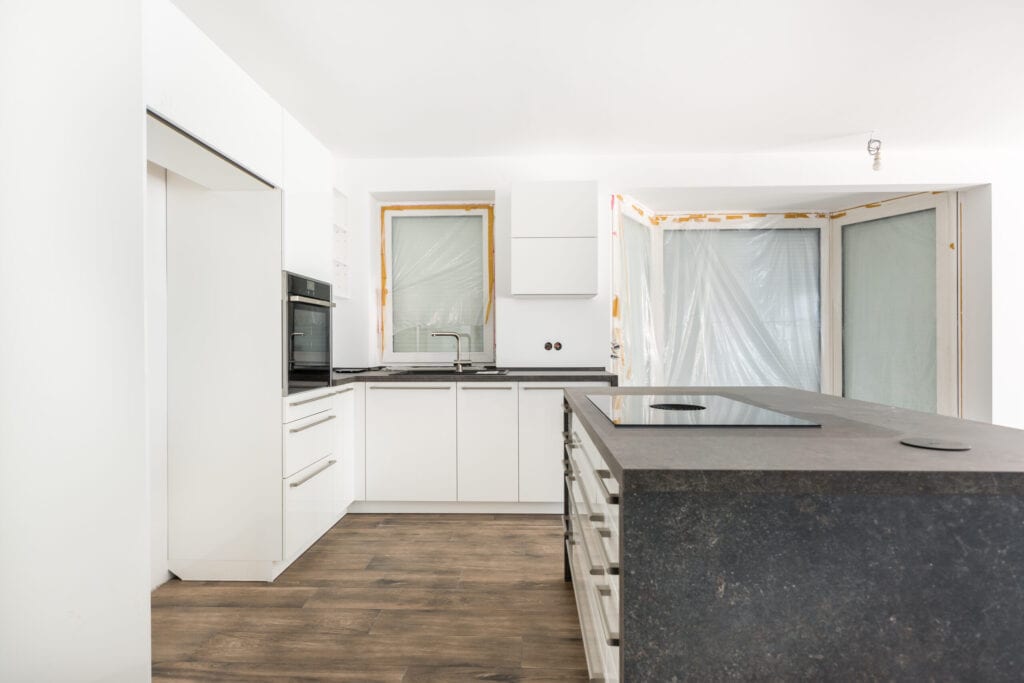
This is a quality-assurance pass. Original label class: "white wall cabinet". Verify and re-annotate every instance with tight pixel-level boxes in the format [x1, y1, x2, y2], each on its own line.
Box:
[510, 180, 599, 296]
[365, 383, 457, 501]
[511, 181, 598, 238]
[518, 382, 607, 503]
[457, 383, 519, 501]
[144, 0, 283, 186]
[510, 237, 598, 296]
[282, 112, 334, 282]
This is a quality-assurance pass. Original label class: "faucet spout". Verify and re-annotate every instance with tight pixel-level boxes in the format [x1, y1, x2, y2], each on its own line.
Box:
[430, 331, 465, 372]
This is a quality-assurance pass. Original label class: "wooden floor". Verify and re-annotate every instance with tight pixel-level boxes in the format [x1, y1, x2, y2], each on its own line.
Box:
[152, 514, 588, 682]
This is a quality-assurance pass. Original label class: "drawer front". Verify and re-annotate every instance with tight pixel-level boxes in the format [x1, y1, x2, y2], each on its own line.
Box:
[284, 409, 336, 478]
[283, 455, 338, 560]
[567, 489, 620, 682]
[283, 386, 337, 423]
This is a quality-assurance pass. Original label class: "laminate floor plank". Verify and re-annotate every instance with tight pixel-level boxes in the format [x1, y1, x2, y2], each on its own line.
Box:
[152, 513, 586, 681]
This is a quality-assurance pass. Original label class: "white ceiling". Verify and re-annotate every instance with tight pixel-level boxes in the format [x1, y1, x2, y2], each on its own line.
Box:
[628, 188, 927, 213]
[173, 0, 1024, 159]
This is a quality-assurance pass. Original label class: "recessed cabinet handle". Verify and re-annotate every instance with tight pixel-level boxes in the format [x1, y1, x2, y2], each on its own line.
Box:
[289, 459, 337, 487]
[288, 393, 331, 407]
[332, 386, 355, 395]
[460, 386, 513, 390]
[595, 585, 621, 647]
[522, 386, 566, 391]
[289, 414, 336, 433]
[369, 386, 451, 390]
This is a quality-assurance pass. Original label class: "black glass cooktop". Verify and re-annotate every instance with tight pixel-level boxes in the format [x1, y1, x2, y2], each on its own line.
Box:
[587, 394, 821, 428]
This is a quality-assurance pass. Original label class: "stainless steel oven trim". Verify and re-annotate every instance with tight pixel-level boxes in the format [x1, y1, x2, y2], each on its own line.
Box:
[283, 271, 334, 397]
[288, 294, 336, 308]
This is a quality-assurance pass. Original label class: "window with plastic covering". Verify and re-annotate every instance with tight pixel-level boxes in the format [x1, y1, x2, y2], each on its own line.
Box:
[617, 213, 824, 392]
[381, 206, 495, 364]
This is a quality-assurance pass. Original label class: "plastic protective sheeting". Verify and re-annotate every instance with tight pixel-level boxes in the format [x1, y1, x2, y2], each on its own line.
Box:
[391, 214, 485, 353]
[842, 208, 936, 412]
[662, 228, 821, 390]
[619, 216, 661, 385]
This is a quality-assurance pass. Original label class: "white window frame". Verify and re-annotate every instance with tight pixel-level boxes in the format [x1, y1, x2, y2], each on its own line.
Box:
[828, 192, 959, 415]
[381, 206, 495, 365]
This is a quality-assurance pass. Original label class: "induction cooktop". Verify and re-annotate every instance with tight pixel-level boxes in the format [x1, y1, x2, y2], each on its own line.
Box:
[587, 394, 821, 428]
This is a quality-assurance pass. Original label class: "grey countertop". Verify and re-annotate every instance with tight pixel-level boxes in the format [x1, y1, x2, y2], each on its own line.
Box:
[332, 367, 617, 385]
[566, 386, 1024, 494]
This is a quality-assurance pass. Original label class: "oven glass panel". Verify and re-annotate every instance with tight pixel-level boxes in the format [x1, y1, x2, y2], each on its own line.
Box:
[291, 302, 330, 367]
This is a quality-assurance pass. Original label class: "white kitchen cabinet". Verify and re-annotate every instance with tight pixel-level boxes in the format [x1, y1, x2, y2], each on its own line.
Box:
[510, 237, 598, 296]
[365, 383, 457, 501]
[511, 181, 598, 238]
[283, 408, 337, 479]
[457, 383, 519, 501]
[518, 382, 607, 503]
[144, 0, 283, 186]
[282, 112, 334, 282]
[283, 454, 339, 560]
[332, 384, 359, 513]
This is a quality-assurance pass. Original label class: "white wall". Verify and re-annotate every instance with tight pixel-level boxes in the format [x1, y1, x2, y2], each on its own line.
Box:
[332, 166, 613, 370]
[338, 150, 1019, 428]
[0, 2, 151, 680]
[147, 163, 171, 589]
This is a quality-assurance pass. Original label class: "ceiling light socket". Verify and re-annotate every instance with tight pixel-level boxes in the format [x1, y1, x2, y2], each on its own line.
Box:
[867, 136, 882, 171]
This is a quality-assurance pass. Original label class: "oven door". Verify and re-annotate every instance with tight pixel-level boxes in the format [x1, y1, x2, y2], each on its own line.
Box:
[287, 296, 332, 393]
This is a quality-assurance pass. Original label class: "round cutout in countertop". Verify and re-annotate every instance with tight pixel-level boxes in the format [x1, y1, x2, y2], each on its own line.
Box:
[649, 403, 707, 411]
[900, 437, 971, 451]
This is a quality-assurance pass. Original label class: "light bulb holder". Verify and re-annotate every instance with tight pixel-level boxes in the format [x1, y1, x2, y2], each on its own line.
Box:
[867, 136, 882, 171]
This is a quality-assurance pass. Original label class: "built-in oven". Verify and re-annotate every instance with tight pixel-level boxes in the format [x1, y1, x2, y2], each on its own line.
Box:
[284, 272, 334, 395]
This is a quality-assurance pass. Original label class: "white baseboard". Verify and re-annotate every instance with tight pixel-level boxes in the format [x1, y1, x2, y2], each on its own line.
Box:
[348, 501, 562, 515]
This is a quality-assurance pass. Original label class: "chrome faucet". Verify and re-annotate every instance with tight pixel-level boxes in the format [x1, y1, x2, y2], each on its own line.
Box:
[431, 331, 466, 372]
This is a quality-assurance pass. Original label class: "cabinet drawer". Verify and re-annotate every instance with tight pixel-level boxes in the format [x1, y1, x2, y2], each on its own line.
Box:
[284, 409, 336, 478]
[283, 386, 336, 423]
[283, 455, 338, 560]
[567, 516, 620, 682]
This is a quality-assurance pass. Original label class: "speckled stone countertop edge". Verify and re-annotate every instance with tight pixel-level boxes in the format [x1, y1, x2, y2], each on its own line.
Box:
[565, 386, 1024, 496]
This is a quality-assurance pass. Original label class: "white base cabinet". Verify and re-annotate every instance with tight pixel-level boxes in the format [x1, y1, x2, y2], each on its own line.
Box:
[365, 383, 457, 501]
[457, 383, 519, 501]
[283, 454, 340, 560]
[362, 380, 610, 506]
[518, 382, 607, 503]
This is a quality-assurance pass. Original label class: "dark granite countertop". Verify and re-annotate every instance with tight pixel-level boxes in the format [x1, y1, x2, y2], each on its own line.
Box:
[332, 367, 617, 385]
[566, 386, 1024, 494]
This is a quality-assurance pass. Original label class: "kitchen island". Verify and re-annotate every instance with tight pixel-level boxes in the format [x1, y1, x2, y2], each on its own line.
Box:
[563, 386, 1024, 681]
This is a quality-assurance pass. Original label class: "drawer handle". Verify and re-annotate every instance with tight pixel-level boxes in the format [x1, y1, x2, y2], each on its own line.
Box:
[288, 393, 331, 407]
[289, 459, 337, 488]
[569, 492, 604, 576]
[595, 469, 621, 505]
[289, 414, 336, 433]
[369, 386, 451, 390]
[595, 585, 621, 647]
[521, 386, 566, 391]
[569, 452, 605, 523]
[332, 386, 355, 395]
[460, 385, 513, 390]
